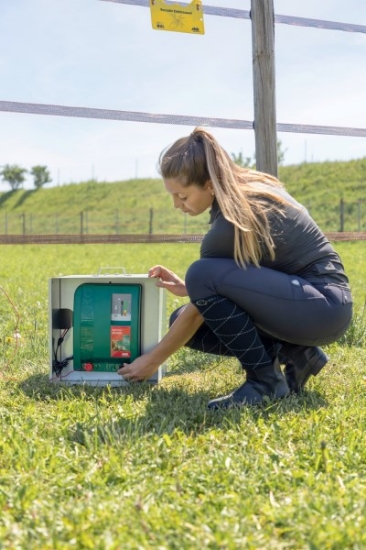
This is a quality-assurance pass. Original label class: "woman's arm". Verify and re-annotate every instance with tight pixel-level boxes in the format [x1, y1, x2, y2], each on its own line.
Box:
[117, 302, 203, 381]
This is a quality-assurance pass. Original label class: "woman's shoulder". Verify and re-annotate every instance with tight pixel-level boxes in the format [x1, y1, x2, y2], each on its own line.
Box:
[201, 202, 234, 259]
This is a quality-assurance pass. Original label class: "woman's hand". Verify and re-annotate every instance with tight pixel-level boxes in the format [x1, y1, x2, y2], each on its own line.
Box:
[118, 303, 204, 382]
[117, 353, 159, 382]
[148, 265, 188, 297]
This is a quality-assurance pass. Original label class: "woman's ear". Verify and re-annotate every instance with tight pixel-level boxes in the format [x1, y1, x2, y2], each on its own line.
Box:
[205, 179, 214, 195]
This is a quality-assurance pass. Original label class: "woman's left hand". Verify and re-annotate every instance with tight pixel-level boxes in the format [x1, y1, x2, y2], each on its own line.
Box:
[117, 353, 160, 382]
[148, 265, 187, 297]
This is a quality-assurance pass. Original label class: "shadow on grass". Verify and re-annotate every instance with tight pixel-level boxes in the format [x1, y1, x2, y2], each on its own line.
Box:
[13, 188, 36, 208]
[0, 189, 18, 208]
[17, 372, 155, 401]
[18, 371, 329, 444]
[68, 387, 329, 448]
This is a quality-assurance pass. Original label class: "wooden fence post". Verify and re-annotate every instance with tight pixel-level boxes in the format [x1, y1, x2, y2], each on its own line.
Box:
[251, 0, 278, 177]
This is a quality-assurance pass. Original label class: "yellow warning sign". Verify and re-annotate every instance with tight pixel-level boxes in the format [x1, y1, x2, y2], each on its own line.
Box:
[150, 0, 204, 35]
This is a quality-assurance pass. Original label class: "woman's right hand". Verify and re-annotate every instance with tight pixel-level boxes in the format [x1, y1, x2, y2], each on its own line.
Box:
[148, 265, 188, 297]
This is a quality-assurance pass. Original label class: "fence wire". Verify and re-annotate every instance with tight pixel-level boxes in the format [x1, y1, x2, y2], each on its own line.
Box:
[101, 0, 366, 34]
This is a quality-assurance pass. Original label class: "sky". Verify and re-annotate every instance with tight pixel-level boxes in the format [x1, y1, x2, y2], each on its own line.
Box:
[0, 0, 366, 190]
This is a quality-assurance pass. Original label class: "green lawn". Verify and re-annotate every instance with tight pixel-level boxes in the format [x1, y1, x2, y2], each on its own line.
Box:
[0, 242, 365, 549]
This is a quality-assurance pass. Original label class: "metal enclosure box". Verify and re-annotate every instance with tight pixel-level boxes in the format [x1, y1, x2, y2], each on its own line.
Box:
[49, 271, 166, 386]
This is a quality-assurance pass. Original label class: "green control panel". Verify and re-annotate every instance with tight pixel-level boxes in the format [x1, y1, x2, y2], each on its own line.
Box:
[73, 283, 142, 372]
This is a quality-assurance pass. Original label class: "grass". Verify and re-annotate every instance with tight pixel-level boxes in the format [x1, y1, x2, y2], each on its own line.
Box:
[0, 241, 365, 549]
[1, 156, 366, 233]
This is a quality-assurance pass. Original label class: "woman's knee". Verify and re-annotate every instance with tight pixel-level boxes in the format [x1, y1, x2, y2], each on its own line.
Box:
[185, 259, 216, 300]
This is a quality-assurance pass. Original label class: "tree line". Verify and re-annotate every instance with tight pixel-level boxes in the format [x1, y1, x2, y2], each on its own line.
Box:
[0, 164, 52, 190]
[1, 142, 287, 192]
[231, 140, 287, 168]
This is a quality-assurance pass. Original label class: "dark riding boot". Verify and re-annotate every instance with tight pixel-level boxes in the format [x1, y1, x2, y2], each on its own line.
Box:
[207, 358, 289, 410]
[190, 294, 290, 410]
[280, 344, 329, 393]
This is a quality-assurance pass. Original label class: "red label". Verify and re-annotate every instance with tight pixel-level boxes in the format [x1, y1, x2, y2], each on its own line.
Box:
[111, 326, 131, 358]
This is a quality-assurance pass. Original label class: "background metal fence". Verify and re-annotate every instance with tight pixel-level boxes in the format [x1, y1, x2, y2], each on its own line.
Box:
[1, 199, 366, 237]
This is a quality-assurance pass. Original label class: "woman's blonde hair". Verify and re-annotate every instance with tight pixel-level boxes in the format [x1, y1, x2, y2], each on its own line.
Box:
[159, 127, 287, 267]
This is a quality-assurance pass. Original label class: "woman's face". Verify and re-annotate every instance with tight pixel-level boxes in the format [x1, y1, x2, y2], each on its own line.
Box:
[164, 177, 214, 216]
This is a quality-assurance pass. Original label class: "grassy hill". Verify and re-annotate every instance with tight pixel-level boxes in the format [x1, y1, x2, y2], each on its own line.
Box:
[0, 178, 171, 213]
[279, 158, 366, 231]
[0, 158, 365, 233]
[0, 179, 186, 235]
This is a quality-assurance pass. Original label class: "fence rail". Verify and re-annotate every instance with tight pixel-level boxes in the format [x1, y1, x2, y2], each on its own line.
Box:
[1, 232, 366, 245]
